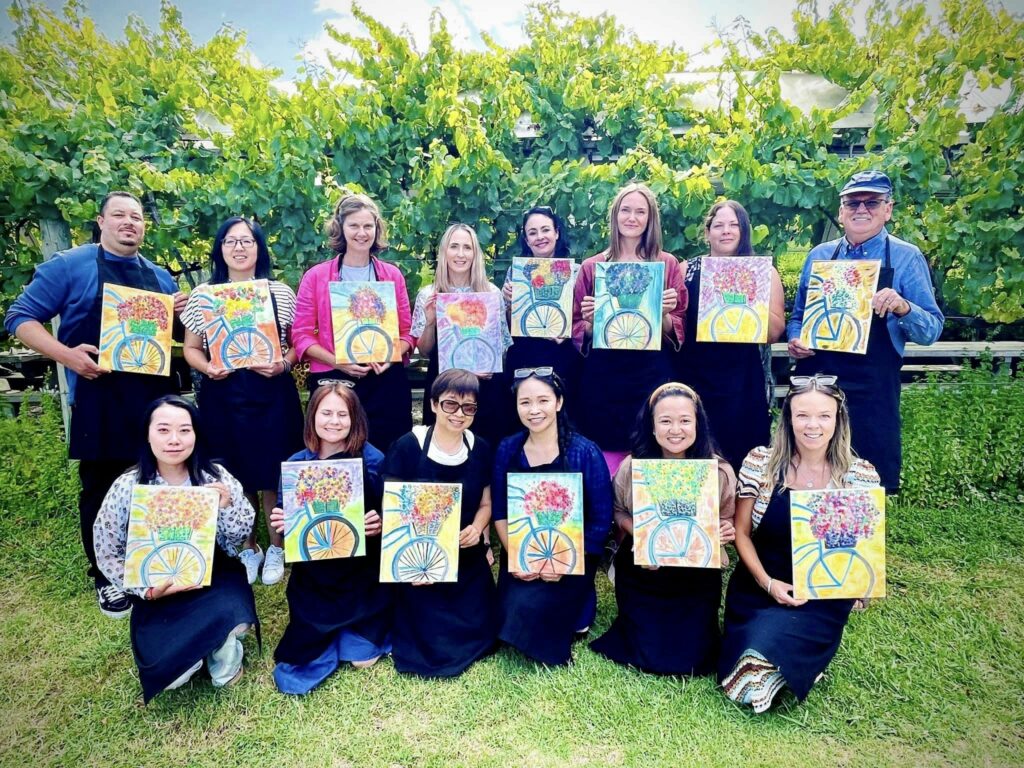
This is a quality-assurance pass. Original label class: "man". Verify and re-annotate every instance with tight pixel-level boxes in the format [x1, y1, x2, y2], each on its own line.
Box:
[787, 170, 944, 492]
[5, 192, 185, 616]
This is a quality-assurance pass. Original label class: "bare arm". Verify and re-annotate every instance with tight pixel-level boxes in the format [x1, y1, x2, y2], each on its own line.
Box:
[768, 266, 786, 343]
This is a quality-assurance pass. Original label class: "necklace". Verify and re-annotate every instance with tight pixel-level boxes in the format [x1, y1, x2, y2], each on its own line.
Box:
[792, 460, 829, 489]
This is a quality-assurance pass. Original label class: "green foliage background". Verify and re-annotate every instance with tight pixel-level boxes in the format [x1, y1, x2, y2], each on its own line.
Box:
[0, 0, 1022, 322]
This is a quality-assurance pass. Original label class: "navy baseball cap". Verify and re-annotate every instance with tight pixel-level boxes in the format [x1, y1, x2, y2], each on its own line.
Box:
[840, 170, 892, 196]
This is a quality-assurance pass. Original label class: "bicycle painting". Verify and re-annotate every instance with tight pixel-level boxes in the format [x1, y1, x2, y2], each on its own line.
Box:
[510, 257, 574, 339]
[329, 282, 400, 364]
[98, 284, 173, 376]
[196, 279, 283, 369]
[631, 459, 720, 568]
[123, 485, 219, 589]
[380, 482, 461, 583]
[790, 487, 886, 600]
[282, 459, 365, 563]
[593, 261, 664, 351]
[506, 473, 584, 576]
[799, 260, 880, 354]
[695, 256, 772, 344]
[436, 292, 503, 373]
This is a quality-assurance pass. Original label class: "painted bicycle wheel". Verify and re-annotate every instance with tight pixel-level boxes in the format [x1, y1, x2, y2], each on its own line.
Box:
[708, 303, 764, 343]
[519, 527, 577, 575]
[222, 327, 273, 368]
[805, 547, 875, 598]
[300, 515, 359, 560]
[808, 307, 863, 351]
[520, 303, 568, 338]
[451, 336, 498, 371]
[345, 325, 394, 363]
[141, 542, 206, 587]
[647, 516, 713, 567]
[113, 335, 166, 375]
[602, 310, 652, 349]
[392, 537, 449, 583]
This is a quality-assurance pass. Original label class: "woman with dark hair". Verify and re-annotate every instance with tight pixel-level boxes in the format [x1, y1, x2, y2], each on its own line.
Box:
[589, 383, 736, 675]
[182, 216, 304, 586]
[719, 375, 880, 712]
[490, 368, 613, 665]
[384, 368, 498, 677]
[93, 395, 257, 702]
[268, 381, 392, 694]
[292, 193, 414, 453]
[677, 200, 786, 470]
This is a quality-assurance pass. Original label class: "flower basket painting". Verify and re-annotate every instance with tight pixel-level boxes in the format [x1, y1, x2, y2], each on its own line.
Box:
[790, 487, 886, 600]
[593, 261, 664, 351]
[799, 260, 881, 354]
[510, 258, 575, 339]
[380, 482, 461, 583]
[282, 459, 365, 562]
[631, 459, 720, 568]
[696, 257, 772, 344]
[437, 292, 503, 373]
[329, 282, 401, 364]
[124, 485, 219, 589]
[506, 473, 584, 576]
[98, 285, 173, 376]
[198, 280, 283, 369]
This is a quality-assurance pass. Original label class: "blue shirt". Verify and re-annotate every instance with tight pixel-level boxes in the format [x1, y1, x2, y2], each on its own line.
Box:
[4, 243, 178, 399]
[491, 431, 613, 555]
[276, 443, 386, 508]
[786, 227, 944, 356]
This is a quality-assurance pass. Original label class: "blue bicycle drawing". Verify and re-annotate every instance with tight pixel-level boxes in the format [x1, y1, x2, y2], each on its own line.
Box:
[195, 286, 276, 369]
[382, 484, 460, 583]
[510, 260, 572, 338]
[801, 270, 869, 352]
[631, 462, 716, 567]
[791, 495, 878, 598]
[100, 286, 168, 375]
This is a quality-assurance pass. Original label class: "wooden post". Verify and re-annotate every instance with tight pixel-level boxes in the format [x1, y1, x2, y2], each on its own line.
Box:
[38, 217, 73, 441]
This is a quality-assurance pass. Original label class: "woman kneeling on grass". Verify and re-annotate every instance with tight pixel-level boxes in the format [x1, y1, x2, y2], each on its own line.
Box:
[269, 381, 392, 694]
[93, 395, 257, 702]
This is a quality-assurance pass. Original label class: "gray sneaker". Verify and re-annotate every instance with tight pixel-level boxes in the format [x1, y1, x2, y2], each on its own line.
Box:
[238, 546, 264, 585]
[262, 544, 285, 585]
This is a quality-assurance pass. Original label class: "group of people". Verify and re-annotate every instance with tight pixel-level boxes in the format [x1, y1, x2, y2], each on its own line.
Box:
[4, 168, 943, 710]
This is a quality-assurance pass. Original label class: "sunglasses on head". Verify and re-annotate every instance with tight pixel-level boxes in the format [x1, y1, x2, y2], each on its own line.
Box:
[790, 374, 839, 389]
[513, 366, 554, 380]
[438, 399, 478, 416]
[317, 379, 356, 389]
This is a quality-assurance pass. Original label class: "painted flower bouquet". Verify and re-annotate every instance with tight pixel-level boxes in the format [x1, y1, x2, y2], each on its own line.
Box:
[212, 284, 262, 328]
[349, 287, 387, 325]
[399, 484, 458, 536]
[117, 294, 169, 336]
[820, 278, 854, 309]
[446, 297, 489, 337]
[711, 264, 758, 305]
[807, 490, 880, 549]
[295, 465, 354, 516]
[645, 462, 710, 517]
[523, 480, 575, 527]
[523, 260, 572, 300]
[145, 489, 211, 543]
[605, 263, 653, 308]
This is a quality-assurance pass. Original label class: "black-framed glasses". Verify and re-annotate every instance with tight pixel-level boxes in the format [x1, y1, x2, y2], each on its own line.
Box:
[514, 366, 554, 379]
[790, 374, 838, 388]
[438, 399, 478, 416]
[840, 199, 887, 211]
[223, 237, 256, 249]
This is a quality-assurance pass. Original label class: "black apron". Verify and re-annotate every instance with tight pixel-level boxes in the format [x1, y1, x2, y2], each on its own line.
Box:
[67, 247, 175, 461]
[795, 239, 902, 491]
[420, 346, 510, 449]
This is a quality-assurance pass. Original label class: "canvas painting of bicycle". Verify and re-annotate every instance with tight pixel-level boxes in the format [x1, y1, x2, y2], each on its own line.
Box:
[380, 482, 461, 583]
[506, 473, 584, 576]
[197, 279, 284, 369]
[593, 261, 664, 351]
[98, 284, 173, 376]
[282, 459, 365, 562]
[123, 485, 219, 589]
[790, 487, 886, 600]
[329, 282, 401, 364]
[631, 459, 721, 568]
[799, 260, 881, 354]
[696, 257, 772, 344]
[510, 257, 575, 339]
[436, 292, 504, 373]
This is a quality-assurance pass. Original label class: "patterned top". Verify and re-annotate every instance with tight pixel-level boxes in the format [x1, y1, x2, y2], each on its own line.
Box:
[411, 283, 513, 351]
[181, 279, 296, 354]
[737, 445, 881, 530]
[93, 466, 255, 597]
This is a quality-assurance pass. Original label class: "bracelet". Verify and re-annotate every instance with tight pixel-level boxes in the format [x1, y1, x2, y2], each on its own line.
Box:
[765, 578, 774, 595]
[282, 359, 293, 374]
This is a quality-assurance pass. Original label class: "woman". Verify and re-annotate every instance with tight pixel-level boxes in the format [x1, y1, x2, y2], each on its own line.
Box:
[293, 193, 414, 454]
[589, 383, 736, 675]
[384, 368, 497, 677]
[718, 375, 880, 712]
[411, 223, 512, 447]
[182, 216, 304, 586]
[93, 395, 257, 702]
[268, 382, 392, 694]
[491, 369, 613, 665]
[573, 183, 687, 472]
[678, 200, 786, 470]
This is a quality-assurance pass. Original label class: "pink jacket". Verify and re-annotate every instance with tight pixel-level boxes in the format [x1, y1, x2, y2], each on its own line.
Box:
[292, 255, 414, 373]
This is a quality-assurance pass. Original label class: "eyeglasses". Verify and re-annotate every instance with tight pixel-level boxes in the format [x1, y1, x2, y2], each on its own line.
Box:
[223, 237, 256, 249]
[790, 375, 839, 389]
[513, 366, 554, 379]
[438, 399, 478, 416]
[316, 379, 355, 389]
[840, 199, 887, 211]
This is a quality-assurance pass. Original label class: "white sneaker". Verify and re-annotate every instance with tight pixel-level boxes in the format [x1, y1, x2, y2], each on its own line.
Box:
[262, 545, 285, 585]
[238, 546, 264, 585]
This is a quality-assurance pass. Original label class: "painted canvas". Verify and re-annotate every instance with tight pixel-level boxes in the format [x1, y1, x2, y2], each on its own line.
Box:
[98, 284, 173, 376]
[196, 279, 283, 369]
[631, 459, 720, 568]
[329, 281, 401, 364]
[282, 459, 365, 563]
[593, 261, 664, 350]
[791, 487, 886, 600]
[696, 256, 772, 344]
[123, 485, 219, 589]
[436, 292, 503, 373]
[510, 258, 574, 339]
[506, 473, 584, 576]
[380, 482, 461, 583]
[799, 260, 881, 354]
